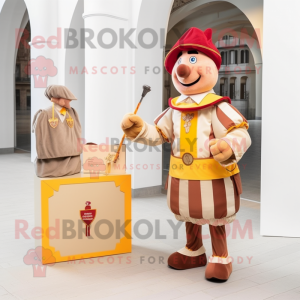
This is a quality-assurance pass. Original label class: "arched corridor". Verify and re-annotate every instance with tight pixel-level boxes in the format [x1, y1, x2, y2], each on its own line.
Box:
[0, 0, 29, 154]
[15, 19, 31, 152]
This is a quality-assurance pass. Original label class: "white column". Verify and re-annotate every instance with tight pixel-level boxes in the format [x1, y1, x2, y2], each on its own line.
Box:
[225, 78, 229, 96]
[132, 0, 173, 190]
[83, 0, 174, 191]
[255, 63, 262, 120]
[25, 0, 79, 161]
[235, 76, 240, 99]
[83, 0, 130, 144]
[25, 0, 60, 161]
[261, 0, 300, 237]
[63, 0, 86, 137]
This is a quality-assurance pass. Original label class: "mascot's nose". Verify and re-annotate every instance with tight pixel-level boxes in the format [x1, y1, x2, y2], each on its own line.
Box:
[177, 64, 191, 78]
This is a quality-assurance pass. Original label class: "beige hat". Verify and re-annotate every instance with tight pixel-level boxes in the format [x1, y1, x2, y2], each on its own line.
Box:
[44, 85, 77, 100]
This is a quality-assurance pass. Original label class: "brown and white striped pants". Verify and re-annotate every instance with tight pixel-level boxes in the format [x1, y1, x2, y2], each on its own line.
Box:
[166, 173, 242, 226]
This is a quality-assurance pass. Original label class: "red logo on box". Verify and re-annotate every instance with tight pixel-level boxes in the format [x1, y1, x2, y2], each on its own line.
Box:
[80, 201, 96, 237]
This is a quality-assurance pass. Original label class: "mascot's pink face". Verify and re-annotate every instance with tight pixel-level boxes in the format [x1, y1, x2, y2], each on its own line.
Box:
[172, 51, 219, 95]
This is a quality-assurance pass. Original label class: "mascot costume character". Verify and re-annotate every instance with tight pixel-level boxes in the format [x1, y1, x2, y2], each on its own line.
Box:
[121, 28, 251, 281]
[32, 85, 82, 178]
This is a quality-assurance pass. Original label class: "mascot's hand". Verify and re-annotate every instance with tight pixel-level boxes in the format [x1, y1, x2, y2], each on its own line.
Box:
[121, 113, 144, 139]
[209, 139, 234, 163]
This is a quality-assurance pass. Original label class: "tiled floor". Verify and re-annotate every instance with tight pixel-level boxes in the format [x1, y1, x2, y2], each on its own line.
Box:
[1, 153, 300, 300]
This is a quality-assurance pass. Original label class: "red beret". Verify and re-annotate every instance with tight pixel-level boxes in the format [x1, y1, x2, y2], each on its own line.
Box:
[164, 27, 221, 74]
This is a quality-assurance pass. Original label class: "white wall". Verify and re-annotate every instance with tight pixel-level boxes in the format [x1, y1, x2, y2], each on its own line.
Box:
[83, 0, 131, 147]
[65, 0, 85, 137]
[261, 0, 300, 237]
[0, 0, 6, 12]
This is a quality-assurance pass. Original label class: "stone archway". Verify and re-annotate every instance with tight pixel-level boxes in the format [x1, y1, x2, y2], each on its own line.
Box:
[0, 0, 29, 153]
[167, 0, 263, 119]
[168, 0, 263, 47]
[15, 17, 31, 152]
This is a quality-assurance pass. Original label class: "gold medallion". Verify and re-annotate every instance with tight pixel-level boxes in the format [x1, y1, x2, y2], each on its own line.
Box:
[49, 118, 58, 129]
[182, 113, 194, 133]
[182, 153, 194, 166]
[66, 110, 74, 128]
[66, 117, 74, 128]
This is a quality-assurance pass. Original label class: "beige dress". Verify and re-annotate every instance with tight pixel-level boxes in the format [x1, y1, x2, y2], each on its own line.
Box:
[33, 106, 82, 178]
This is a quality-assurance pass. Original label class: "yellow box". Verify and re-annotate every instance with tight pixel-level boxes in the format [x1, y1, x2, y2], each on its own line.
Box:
[34, 173, 131, 264]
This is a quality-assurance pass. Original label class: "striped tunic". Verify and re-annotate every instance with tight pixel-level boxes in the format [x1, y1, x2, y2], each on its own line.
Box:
[134, 93, 251, 225]
[166, 173, 241, 226]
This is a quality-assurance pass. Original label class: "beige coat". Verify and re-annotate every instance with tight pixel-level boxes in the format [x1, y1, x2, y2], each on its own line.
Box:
[33, 106, 82, 177]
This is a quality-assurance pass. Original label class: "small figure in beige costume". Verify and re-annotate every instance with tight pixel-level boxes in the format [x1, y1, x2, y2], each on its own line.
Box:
[121, 28, 251, 281]
[32, 85, 82, 178]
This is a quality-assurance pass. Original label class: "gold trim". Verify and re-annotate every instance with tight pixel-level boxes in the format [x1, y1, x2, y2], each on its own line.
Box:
[170, 94, 227, 110]
[169, 155, 240, 180]
[226, 121, 249, 134]
[40, 175, 132, 264]
[225, 164, 237, 173]
[155, 125, 170, 143]
[49, 102, 59, 129]
[165, 43, 221, 66]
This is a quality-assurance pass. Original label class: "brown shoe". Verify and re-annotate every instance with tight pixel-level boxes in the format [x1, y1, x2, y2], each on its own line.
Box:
[205, 258, 232, 281]
[168, 248, 207, 270]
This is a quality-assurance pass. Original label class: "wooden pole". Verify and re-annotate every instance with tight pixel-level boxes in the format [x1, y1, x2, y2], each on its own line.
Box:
[113, 86, 151, 163]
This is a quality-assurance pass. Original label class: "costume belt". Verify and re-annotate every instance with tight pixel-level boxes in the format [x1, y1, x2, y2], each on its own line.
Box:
[169, 155, 239, 180]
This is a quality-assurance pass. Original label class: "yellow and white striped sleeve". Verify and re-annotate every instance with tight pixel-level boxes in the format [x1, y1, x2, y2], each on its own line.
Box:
[212, 102, 251, 166]
[133, 108, 173, 146]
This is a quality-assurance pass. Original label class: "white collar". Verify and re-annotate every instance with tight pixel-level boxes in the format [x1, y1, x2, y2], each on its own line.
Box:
[54, 103, 67, 122]
[54, 103, 63, 112]
[176, 89, 216, 104]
